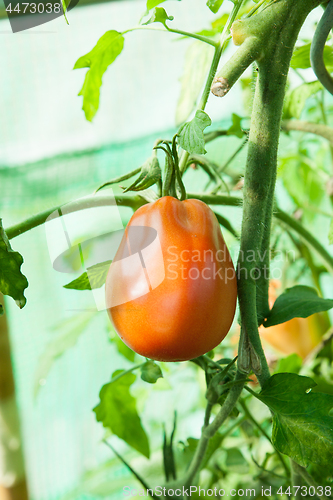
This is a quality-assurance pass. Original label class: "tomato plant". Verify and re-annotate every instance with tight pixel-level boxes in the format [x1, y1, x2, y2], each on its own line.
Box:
[3, 0, 333, 498]
[106, 196, 237, 361]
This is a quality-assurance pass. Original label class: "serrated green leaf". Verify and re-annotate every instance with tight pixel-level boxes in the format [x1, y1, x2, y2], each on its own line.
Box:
[94, 370, 150, 458]
[178, 110, 212, 154]
[143, 7, 174, 27]
[74, 31, 124, 121]
[0, 220, 28, 308]
[124, 156, 161, 192]
[329, 218, 333, 245]
[206, 0, 224, 14]
[264, 286, 333, 327]
[227, 113, 244, 138]
[141, 360, 163, 384]
[284, 81, 323, 119]
[176, 42, 214, 125]
[63, 260, 112, 290]
[256, 373, 333, 468]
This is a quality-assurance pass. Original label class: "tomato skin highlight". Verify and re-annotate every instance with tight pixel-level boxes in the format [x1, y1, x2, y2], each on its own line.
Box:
[105, 196, 237, 362]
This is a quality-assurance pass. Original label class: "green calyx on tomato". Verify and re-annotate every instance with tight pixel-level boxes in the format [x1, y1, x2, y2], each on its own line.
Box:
[154, 136, 186, 200]
[105, 196, 237, 362]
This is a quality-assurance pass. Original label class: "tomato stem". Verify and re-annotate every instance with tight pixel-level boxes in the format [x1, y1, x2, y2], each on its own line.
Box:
[6, 193, 333, 279]
[237, 0, 323, 385]
[211, 35, 261, 98]
[122, 25, 218, 48]
[107, 363, 145, 385]
[182, 369, 246, 488]
[179, 0, 245, 176]
[310, 0, 333, 95]
[172, 135, 187, 200]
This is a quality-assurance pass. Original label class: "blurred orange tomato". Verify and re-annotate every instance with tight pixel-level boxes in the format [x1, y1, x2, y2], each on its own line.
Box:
[259, 281, 328, 359]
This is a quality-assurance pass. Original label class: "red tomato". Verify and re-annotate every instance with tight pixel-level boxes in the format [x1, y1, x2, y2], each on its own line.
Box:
[105, 196, 237, 362]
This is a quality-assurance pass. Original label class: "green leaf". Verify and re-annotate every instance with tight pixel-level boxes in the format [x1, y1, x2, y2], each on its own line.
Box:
[163, 413, 177, 482]
[61, 0, 70, 24]
[94, 370, 150, 458]
[176, 42, 214, 125]
[95, 167, 141, 193]
[74, 31, 124, 121]
[143, 7, 174, 27]
[279, 156, 324, 216]
[227, 113, 244, 138]
[147, 0, 167, 9]
[329, 218, 333, 245]
[284, 81, 323, 119]
[291, 43, 312, 70]
[291, 43, 333, 71]
[34, 313, 95, 397]
[140, 360, 163, 384]
[0, 220, 28, 308]
[137, 188, 159, 204]
[211, 13, 228, 31]
[206, 0, 224, 14]
[181, 437, 199, 468]
[274, 353, 303, 375]
[264, 286, 333, 327]
[201, 432, 224, 468]
[63, 260, 112, 290]
[124, 156, 161, 192]
[256, 373, 333, 468]
[178, 110, 212, 154]
[205, 357, 238, 404]
[225, 448, 248, 473]
[182, 433, 224, 471]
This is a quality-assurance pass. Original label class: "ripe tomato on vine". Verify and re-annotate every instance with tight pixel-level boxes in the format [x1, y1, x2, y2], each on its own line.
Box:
[105, 196, 237, 362]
